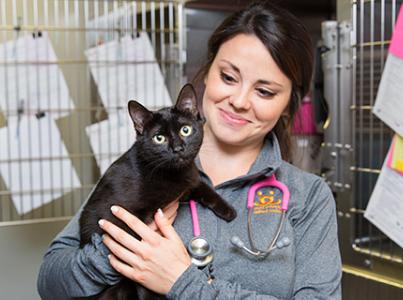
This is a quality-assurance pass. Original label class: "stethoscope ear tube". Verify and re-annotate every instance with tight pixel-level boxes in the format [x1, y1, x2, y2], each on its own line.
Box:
[231, 234, 291, 257]
[232, 210, 290, 257]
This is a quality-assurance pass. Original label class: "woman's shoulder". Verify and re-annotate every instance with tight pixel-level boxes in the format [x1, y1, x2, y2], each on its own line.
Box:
[278, 160, 327, 191]
[277, 161, 335, 223]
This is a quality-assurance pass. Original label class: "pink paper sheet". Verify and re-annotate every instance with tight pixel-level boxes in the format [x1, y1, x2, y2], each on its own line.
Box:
[389, 5, 403, 59]
[386, 136, 403, 175]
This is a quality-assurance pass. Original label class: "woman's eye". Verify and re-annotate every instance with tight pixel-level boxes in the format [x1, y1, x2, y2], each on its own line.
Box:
[220, 72, 236, 83]
[257, 88, 276, 98]
[152, 135, 166, 144]
[179, 125, 193, 137]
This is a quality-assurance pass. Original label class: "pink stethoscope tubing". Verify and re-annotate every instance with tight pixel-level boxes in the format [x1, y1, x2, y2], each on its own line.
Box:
[189, 199, 201, 237]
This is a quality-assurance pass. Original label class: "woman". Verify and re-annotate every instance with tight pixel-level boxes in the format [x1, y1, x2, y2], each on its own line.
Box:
[37, 1, 342, 299]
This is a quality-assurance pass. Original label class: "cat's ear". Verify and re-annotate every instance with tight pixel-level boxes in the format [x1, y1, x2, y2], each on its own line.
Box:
[175, 83, 198, 116]
[128, 100, 153, 135]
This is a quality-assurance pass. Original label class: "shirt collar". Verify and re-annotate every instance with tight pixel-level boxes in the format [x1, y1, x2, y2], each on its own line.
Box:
[247, 132, 282, 177]
[195, 132, 283, 188]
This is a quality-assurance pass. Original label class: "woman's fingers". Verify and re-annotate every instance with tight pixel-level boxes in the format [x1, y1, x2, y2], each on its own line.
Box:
[147, 201, 179, 233]
[154, 209, 182, 243]
[98, 218, 146, 252]
[108, 254, 146, 285]
[102, 234, 142, 269]
[163, 200, 179, 225]
[109, 206, 161, 245]
[164, 200, 179, 217]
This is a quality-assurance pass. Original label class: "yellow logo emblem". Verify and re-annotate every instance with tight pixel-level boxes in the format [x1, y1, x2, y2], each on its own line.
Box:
[253, 190, 282, 214]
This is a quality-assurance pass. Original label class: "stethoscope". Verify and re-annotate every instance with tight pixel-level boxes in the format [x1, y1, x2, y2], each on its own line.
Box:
[187, 174, 291, 267]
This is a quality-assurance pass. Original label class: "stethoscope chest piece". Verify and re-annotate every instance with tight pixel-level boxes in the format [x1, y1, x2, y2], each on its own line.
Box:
[187, 236, 214, 267]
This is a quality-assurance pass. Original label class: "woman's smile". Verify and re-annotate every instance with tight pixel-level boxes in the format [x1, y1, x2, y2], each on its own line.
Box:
[219, 108, 250, 126]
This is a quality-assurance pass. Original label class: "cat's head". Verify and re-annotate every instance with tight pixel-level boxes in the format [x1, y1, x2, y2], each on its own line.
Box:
[128, 84, 204, 169]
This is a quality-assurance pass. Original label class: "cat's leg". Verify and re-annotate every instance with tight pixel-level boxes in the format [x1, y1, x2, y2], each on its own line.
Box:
[79, 208, 105, 248]
[136, 285, 166, 300]
[94, 279, 141, 300]
[190, 182, 237, 221]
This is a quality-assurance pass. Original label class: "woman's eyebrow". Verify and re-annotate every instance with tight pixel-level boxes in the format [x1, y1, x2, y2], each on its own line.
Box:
[220, 59, 240, 73]
[256, 79, 283, 88]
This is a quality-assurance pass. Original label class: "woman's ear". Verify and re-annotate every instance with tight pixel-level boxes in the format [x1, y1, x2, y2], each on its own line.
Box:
[281, 111, 290, 118]
[281, 104, 291, 118]
[280, 105, 292, 128]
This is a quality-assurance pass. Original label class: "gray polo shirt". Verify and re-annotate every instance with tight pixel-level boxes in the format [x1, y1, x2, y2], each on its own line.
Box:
[37, 133, 342, 299]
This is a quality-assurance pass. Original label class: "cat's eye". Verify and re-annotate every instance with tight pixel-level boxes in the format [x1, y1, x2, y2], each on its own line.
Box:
[152, 134, 166, 144]
[179, 125, 192, 137]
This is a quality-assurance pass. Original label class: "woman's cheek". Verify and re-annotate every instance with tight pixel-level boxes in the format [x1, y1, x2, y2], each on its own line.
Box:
[208, 84, 232, 105]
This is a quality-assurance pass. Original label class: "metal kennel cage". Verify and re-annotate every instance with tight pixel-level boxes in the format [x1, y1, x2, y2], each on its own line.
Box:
[322, 0, 403, 294]
[0, 0, 186, 223]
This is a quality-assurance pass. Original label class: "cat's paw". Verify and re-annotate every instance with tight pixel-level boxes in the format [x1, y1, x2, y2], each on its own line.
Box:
[214, 205, 237, 222]
[223, 206, 237, 222]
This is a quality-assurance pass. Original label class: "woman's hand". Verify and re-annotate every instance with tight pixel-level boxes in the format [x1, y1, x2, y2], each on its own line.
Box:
[98, 205, 191, 295]
[148, 200, 179, 232]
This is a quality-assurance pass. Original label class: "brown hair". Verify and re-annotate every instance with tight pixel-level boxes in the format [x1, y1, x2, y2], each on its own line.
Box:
[192, 1, 314, 161]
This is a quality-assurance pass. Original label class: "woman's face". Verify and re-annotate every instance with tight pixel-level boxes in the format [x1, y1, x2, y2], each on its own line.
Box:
[202, 33, 292, 148]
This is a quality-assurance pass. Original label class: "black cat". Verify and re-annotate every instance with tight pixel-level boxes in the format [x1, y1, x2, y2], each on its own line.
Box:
[78, 84, 236, 300]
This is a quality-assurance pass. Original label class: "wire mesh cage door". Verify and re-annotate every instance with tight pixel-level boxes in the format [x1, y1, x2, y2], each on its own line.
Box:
[0, 0, 185, 223]
[322, 0, 403, 285]
[350, 0, 403, 268]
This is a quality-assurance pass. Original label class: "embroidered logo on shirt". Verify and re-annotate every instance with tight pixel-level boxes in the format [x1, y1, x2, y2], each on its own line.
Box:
[253, 189, 282, 214]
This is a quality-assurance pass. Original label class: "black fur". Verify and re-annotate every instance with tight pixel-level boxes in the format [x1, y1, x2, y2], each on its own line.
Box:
[78, 84, 236, 300]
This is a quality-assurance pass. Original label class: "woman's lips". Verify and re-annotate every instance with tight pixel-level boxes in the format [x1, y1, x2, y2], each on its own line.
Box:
[219, 109, 249, 125]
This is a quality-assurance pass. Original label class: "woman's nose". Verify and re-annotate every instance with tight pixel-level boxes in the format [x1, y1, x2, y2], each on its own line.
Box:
[228, 89, 251, 110]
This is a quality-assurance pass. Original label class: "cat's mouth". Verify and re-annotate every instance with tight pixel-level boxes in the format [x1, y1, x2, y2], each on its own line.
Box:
[174, 154, 194, 166]
[176, 156, 188, 164]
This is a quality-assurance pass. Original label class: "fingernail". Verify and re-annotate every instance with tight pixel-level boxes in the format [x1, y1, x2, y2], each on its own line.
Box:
[98, 219, 105, 227]
[111, 206, 119, 213]
[158, 208, 164, 217]
[108, 254, 112, 260]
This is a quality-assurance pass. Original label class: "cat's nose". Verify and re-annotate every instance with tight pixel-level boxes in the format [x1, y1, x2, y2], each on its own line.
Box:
[173, 145, 184, 153]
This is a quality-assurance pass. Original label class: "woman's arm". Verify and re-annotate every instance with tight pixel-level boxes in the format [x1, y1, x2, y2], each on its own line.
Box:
[166, 265, 282, 300]
[36, 207, 121, 300]
[291, 179, 342, 299]
[37, 200, 179, 299]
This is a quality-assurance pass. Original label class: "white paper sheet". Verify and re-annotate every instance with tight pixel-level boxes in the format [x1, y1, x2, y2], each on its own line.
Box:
[0, 32, 75, 119]
[0, 116, 81, 214]
[86, 110, 136, 174]
[85, 2, 135, 47]
[373, 54, 403, 136]
[84, 33, 172, 109]
[364, 153, 403, 248]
